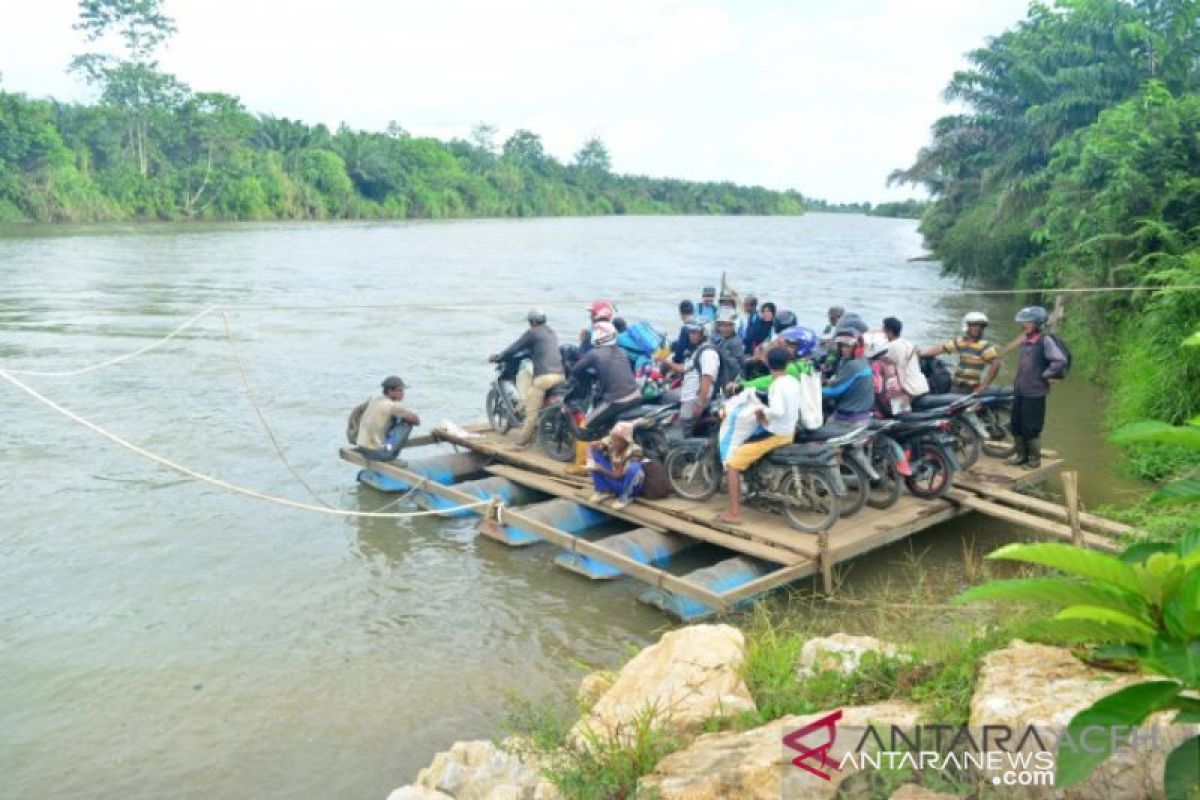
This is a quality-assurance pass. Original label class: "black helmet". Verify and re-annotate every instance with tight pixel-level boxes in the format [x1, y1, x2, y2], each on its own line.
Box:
[773, 309, 797, 333]
[1015, 306, 1048, 328]
[837, 312, 868, 335]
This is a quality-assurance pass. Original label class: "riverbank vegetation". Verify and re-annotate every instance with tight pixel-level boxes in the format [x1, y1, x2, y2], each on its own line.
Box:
[0, 1, 806, 224]
[891, 0, 1200, 488]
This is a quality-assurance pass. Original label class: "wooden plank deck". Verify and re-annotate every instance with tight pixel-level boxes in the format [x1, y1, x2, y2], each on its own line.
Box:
[342, 425, 1122, 616]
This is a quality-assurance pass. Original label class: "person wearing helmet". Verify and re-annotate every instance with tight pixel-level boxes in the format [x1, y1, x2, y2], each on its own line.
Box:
[570, 321, 641, 439]
[713, 307, 746, 379]
[490, 309, 564, 446]
[820, 306, 845, 342]
[671, 299, 699, 364]
[354, 375, 421, 465]
[697, 287, 718, 323]
[1008, 306, 1066, 469]
[579, 300, 617, 354]
[661, 320, 719, 436]
[921, 311, 1000, 394]
[881, 316, 929, 398]
[717, 346, 803, 524]
[740, 326, 823, 430]
[822, 331, 875, 424]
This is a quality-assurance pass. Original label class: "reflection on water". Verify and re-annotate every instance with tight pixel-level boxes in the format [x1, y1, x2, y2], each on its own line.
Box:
[0, 215, 1138, 799]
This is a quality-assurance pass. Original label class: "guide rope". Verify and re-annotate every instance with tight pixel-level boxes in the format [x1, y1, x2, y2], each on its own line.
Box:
[0, 366, 491, 520]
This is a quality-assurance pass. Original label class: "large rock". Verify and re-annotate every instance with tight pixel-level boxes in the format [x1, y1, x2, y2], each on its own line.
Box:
[572, 624, 756, 745]
[575, 670, 615, 710]
[795, 633, 905, 680]
[970, 640, 1194, 800]
[411, 739, 557, 800]
[638, 701, 922, 800]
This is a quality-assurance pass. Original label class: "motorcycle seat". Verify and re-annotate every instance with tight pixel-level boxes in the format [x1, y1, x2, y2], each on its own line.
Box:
[794, 426, 844, 442]
[768, 443, 837, 466]
[617, 405, 660, 421]
[896, 408, 948, 422]
[911, 393, 965, 411]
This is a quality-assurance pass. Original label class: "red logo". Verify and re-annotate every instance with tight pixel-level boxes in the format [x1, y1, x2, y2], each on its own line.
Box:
[782, 709, 843, 781]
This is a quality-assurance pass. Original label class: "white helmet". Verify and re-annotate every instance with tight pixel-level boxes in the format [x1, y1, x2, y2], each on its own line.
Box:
[962, 311, 989, 329]
[592, 321, 618, 347]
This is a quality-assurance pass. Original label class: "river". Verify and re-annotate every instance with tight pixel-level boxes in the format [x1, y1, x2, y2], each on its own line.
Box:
[0, 214, 1139, 799]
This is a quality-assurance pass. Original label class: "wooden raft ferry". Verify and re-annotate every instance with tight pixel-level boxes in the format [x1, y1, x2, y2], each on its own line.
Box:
[339, 425, 1127, 620]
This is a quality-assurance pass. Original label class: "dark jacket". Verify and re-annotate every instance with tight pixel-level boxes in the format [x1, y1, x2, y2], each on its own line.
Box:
[822, 357, 874, 417]
[497, 325, 564, 376]
[1015, 333, 1066, 398]
[572, 345, 639, 405]
[742, 316, 772, 355]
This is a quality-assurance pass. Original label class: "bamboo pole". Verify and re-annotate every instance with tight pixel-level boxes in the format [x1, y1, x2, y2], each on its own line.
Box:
[1062, 471, 1083, 547]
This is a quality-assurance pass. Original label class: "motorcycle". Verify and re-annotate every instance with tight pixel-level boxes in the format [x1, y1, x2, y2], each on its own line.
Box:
[877, 414, 961, 499]
[485, 349, 530, 433]
[794, 424, 879, 517]
[908, 393, 988, 469]
[662, 428, 848, 533]
[536, 376, 674, 462]
[486, 344, 579, 436]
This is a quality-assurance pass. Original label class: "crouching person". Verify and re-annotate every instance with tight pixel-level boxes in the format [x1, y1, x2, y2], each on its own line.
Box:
[355, 375, 421, 465]
[586, 421, 645, 510]
[717, 348, 800, 524]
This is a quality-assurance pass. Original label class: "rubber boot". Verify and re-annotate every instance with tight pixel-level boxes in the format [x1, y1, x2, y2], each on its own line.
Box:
[566, 440, 591, 477]
[1005, 436, 1027, 467]
[1025, 438, 1041, 469]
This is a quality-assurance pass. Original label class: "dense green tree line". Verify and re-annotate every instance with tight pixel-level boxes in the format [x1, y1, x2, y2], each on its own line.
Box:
[892, 0, 1200, 450]
[0, 0, 805, 224]
[868, 199, 928, 219]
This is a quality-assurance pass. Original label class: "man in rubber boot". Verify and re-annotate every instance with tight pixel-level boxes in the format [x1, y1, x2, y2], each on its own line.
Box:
[1007, 306, 1067, 469]
[355, 376, 421, 465]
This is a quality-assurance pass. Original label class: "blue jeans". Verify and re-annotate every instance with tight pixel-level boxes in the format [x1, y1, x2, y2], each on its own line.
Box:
[358, 420, 413, 462]
[589, 450, 645, 500]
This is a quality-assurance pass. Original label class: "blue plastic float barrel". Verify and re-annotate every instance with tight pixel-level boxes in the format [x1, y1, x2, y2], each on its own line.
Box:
[416, 476, 540, 518]
[639, 556, 776, 621]
[356, 452, 484, 493]
[555, 528, 695, 579]
[477, 497, 609, 547]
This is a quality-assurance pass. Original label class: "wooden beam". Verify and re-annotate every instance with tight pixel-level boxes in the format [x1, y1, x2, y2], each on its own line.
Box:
[718, 560, 820, 604]
[1062, 471, 1083, 547]
[341, 448, 731, 611]
[954, 478, 1130, 536]
[947, 490, 1119, 552]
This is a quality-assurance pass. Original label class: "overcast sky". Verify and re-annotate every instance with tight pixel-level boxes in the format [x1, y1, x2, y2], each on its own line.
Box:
[0, 0, 1032, 203]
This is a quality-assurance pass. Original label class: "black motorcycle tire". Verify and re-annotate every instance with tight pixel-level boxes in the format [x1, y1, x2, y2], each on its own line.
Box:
[778, 468, 841, 533]
[866, 447, 902, 510]
[838, 459, 870, 517]
[663, 446, 721, 501]
[950, 418, 982, 470]
[905, 443, 956, 499]
[979, 407, 1016, 459]
[538, 409, 576, 462]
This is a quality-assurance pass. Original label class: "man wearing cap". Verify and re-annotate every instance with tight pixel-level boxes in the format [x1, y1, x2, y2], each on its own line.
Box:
[696, 287, 718, 323]
[713, 307, 746, 380]
[356, 376, 421, 464]
[490, 309, 564, 447]
[586, 421, 645, 510]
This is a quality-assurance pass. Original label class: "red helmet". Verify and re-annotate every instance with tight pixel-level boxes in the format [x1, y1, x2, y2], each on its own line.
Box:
[588, 300, 615, 322]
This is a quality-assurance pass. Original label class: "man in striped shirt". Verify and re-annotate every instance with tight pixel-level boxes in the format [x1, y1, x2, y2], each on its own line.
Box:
[922, 311, 1000, 394]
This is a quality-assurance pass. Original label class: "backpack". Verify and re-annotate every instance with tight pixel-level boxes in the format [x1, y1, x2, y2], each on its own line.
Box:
[693, 341, 742, 389]
[346, 399, 370, 444]
[641, 459, 671, 499]
[919, 356, 953, 394]
[1044, 333, 1073, 378]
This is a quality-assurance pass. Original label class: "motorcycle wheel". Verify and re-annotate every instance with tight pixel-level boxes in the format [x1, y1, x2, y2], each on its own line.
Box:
[950, 418, 982, 470]
[905, 443, 955, 499]
[838, 459, 870, 517]
[663, 446, 720, 501]
[537, 410, 576, 462]
[637, 429, 670, 462]
[866, 448, 902, 510]
[486, 387, 509, 433]
[778, 468, 841, 533]
[979, 407, 1015, 459]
